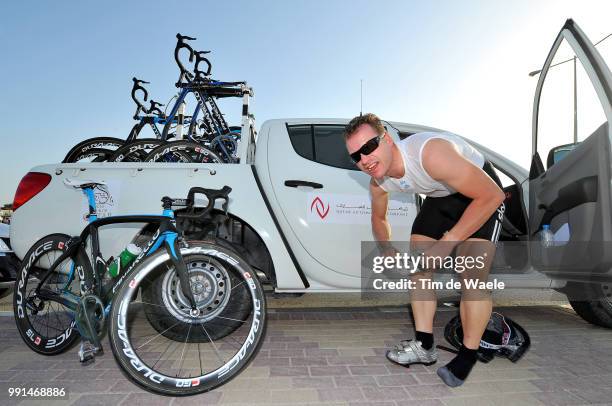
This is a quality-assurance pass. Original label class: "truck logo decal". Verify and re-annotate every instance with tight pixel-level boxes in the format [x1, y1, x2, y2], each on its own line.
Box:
[307, 193, 413, 225]
[310, 196, 329, 219]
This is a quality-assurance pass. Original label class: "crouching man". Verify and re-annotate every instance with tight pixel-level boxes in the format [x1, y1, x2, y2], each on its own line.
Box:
[344, 113, 505, 386]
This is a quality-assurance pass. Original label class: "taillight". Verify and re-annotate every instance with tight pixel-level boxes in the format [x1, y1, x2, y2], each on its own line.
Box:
[13, 172, 52, 211]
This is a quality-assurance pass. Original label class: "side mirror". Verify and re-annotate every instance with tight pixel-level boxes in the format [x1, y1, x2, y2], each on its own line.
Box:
[546, 142, 580, 169]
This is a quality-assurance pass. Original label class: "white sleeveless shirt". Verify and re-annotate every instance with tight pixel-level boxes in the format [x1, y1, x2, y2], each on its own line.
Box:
[375, 132, 484, 197]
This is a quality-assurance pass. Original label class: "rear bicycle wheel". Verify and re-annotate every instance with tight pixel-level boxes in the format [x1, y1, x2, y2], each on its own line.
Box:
[13, 234, 80, 355]
[108, 139, 165, 162]
[144, 141, 222, 163]
[108, 242, 266, 396]
[63, 137, 124, 163]
[67, 148, 113, 162]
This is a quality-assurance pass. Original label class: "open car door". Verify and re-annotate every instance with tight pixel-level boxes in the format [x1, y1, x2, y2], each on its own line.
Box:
[529, 19, 612, 326]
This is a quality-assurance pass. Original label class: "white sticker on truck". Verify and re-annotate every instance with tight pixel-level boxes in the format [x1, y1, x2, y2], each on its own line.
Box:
[81, 181, 121, 223]
[306, 193, 414, 225]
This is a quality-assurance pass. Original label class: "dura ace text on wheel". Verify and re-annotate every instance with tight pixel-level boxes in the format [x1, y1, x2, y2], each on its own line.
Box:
[144, 140, 222, 163]
[63, 137, 125, 163]
[67, 148, 113, 163]
[13, 234, 79, 355]
[108, 242, 266, 396]
[108, 139, 165, 162]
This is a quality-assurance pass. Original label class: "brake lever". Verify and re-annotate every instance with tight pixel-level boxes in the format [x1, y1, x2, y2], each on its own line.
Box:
[146, 100, 164, 116]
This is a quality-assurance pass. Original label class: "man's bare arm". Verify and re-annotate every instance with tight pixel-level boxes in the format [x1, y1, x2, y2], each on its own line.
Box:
[370, 178, 393, 251]
[422, 139, 505, 243]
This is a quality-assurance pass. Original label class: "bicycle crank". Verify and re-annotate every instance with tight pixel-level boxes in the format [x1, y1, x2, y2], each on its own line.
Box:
[75, 294, 106, 352]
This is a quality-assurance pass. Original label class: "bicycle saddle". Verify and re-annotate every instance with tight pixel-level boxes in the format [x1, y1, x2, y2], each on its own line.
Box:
[64, 178, 107, 189]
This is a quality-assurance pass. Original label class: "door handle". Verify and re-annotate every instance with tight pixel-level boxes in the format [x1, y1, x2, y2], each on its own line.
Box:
[284, 180, 323, 189]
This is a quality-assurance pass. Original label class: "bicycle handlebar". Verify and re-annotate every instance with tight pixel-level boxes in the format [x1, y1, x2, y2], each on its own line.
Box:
[193, 50, 212, 81]
[174, 33, 215, 85]
[177, 33, 196, 42]
[174, 33, 196, 85]
[175, 186, 232, 220]
[131, 77, 149, 111]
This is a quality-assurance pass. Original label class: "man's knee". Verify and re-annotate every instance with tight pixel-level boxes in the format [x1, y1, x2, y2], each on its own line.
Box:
[410, 270, 437, 301]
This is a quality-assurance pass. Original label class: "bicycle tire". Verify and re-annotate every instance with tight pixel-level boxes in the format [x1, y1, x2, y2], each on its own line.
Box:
[108, 242, 266, 396]
[108, 139, 165, 162]
[144, 140, 222, 163]
[13, 234, 80, 355]
[63, 137, 125, 163]
[68, 148, 113, 163]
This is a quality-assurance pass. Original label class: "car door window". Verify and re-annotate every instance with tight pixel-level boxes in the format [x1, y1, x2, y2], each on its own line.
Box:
[313, 125, 357, 170]
[287, 124, 358, 170]
[536, 38, 607, 162]
[286, 125, 314, 160]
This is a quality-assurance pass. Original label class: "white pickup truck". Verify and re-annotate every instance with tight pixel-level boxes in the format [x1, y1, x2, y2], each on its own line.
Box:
[10, 20, 612, 327]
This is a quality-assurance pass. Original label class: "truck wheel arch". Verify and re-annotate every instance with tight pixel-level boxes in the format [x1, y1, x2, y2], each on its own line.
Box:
[178, 210, 277, 287]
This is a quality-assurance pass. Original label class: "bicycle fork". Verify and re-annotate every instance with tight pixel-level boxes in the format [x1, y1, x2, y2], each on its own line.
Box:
[165, 234, 198, 312]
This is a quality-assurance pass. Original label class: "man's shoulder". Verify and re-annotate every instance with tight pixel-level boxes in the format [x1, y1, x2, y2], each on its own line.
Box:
[405, 131, 456, 141]
[399, 131, 447, 155]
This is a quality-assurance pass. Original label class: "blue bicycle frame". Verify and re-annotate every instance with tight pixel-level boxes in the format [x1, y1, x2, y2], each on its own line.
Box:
[34, 186, 196, 321]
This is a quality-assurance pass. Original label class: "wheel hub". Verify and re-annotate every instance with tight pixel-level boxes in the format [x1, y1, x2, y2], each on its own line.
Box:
[161, 256, 231, 323]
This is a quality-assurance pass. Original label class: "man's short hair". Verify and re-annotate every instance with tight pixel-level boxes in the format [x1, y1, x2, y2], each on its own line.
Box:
[344, 113, 385, 140]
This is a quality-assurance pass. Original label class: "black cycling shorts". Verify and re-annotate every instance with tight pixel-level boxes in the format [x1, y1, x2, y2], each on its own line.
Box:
[411, 161, 505, 242]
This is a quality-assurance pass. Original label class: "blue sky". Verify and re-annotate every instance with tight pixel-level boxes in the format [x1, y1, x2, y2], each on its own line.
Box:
[1, 0, 612, 204]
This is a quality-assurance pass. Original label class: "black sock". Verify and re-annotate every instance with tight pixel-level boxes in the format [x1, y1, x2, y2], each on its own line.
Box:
[445, 345, 478, 380]
[415, 331, 434, 350]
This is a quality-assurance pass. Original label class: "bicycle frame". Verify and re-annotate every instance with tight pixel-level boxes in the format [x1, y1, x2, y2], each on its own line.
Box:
[34, 187, 197, 314]
[127, 78, 194, 143]
[126, 114, 194, 142]
[161, 87, 234, 141]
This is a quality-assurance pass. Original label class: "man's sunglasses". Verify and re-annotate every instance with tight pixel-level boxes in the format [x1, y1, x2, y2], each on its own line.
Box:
[350, 134, 384, 164]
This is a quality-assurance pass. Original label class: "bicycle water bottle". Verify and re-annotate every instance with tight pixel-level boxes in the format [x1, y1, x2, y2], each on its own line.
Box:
[108, 243, 142, 278]
[540, 224, 554, 248]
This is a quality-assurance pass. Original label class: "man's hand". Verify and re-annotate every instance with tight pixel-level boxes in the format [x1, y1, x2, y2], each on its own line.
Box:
[418, 240, 455, 272]
[377, 239, 399, 259]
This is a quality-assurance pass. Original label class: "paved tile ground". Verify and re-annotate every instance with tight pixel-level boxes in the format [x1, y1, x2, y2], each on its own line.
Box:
[0, 305, 611, 405]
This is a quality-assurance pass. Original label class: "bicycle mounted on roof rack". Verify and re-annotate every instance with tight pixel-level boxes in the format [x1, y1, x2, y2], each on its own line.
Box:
[62, 77, 193, 163]
[126, 77, 186, 142]
[104, 77, 202, 163]
[129, 33, 254, 164]
[63, 33, 256, 164]
[146, 33, 255, 163]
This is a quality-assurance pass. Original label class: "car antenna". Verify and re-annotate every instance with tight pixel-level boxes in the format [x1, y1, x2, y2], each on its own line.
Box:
[360, 79, 363, 116]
